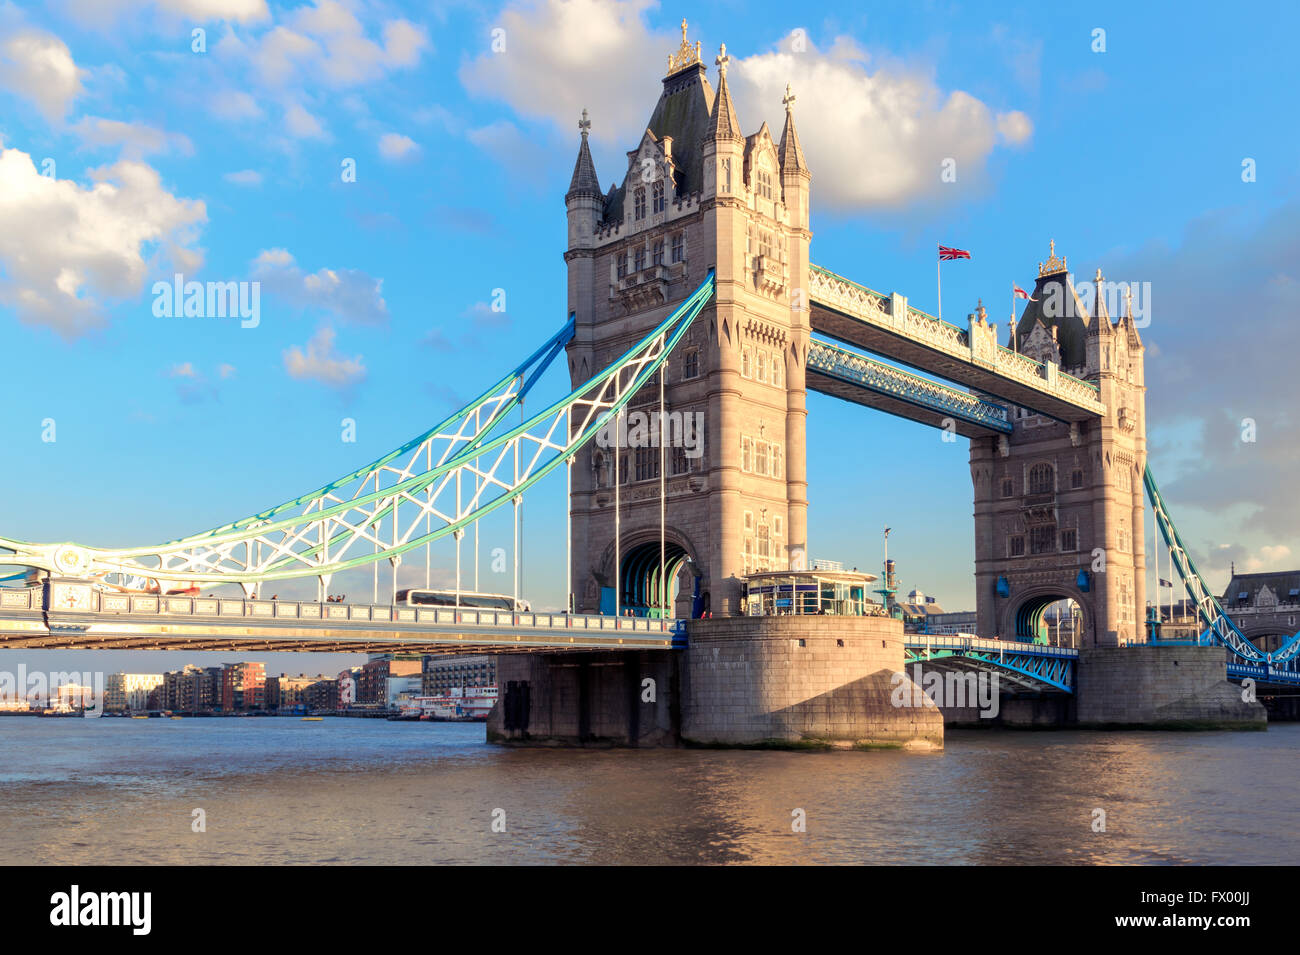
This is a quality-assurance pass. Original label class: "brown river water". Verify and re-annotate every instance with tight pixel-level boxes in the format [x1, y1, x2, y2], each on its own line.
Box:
[1, 718, 1294, 865]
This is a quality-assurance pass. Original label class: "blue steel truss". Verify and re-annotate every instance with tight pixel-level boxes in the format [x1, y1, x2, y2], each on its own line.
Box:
[903, 636, 1076, 693]
[1145, 466, 1300, 666]
[807, 338, 1013, 434]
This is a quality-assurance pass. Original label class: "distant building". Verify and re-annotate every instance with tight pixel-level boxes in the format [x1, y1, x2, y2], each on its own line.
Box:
[105, 673, 164, 712]
[898, 590, 945, 631]
[423, 655, 496, 696]
[221, 662, 266, 711]
[924, 611, 977, 635]
[266, 673, 330, 711]
[337, 666, 362, 708]
[356, 657, 423, 707]
[163, 664, 222, 712]
[1220, 568, 1300, 654]
[305, 678, 339, 712]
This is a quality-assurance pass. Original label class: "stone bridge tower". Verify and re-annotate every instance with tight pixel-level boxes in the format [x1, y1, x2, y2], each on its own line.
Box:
[971, 244, 1147, 646]
[564, 25, 812, 616]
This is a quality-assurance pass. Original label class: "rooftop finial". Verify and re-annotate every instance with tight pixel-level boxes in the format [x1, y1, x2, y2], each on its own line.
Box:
[783, 83, 796, 112]
[1038, 238, 1068, 277]
[667, 19, 702, 74]
[578, 108, 591, 139]
[716, 42, 729, 78]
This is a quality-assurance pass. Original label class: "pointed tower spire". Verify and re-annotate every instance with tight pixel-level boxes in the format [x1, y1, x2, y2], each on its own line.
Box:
[566, 108, 602, 200]
[778, 83, 808, 174]
[708, 44, 743, 142]
[1092, 266, 1110, 323]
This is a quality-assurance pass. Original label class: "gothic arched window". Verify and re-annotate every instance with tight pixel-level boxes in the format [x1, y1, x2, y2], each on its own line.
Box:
[1028, 463, 1054, 495]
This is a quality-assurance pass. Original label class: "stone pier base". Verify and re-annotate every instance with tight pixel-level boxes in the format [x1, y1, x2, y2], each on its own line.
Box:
[681, 616, 942, 749]
[1075, 645, 1266, 729]
[486, 615, 944, 750]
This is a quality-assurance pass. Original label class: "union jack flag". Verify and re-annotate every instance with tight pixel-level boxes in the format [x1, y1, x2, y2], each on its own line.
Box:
[938, 245, 971, 260]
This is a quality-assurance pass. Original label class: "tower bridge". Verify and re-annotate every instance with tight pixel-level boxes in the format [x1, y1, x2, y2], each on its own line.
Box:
[1, 25, 1295, 744]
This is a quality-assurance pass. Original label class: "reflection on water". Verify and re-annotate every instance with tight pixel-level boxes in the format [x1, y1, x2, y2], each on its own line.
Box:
[1, 719, 1295, 864]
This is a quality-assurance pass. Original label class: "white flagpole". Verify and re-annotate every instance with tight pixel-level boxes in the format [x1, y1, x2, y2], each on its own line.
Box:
[936, 247, 942, 322]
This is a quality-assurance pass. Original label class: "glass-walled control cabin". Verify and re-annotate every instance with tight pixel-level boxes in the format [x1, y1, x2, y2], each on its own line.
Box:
[743, 570, 882, 617]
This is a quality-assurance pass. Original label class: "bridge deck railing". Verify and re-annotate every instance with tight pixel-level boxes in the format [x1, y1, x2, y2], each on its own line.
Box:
[905, 633, 1080, 658]
[4, 585, 681, 635]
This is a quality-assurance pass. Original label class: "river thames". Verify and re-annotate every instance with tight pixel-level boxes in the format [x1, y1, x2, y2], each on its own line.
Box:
[1, 719, 1294, 865]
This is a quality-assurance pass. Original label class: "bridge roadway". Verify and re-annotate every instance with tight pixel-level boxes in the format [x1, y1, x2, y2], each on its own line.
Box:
[0, 585, 684, 654]
[808, 264, 1106, 422]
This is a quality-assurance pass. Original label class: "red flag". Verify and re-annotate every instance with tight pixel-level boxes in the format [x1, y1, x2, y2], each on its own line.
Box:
[938, 245, 971, 261]
[1013, 283, 1037, 301]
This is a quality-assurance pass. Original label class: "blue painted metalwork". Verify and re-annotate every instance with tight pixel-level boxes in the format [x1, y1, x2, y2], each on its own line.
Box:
[1146, 466, 1300, 666]
[903, 635, 1077, 693]
[806, 338, 1013, 434]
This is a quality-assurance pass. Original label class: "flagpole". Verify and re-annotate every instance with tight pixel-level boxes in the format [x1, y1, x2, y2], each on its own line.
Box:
[1010, 283, 1015, 351]
[936, 247, 942, 322]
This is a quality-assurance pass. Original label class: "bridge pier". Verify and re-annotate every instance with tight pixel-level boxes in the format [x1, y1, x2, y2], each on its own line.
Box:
[1074, 645, 1266, 729]
[487, 615, 943, 750]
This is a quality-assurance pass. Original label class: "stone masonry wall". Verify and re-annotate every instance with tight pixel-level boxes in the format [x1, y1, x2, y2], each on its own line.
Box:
[1075, 645, 1266, 728]
[681, 615, 943, 748]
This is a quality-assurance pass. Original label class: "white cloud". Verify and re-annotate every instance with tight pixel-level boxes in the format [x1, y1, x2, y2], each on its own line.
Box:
[72, 116, 194, 158]
[0, 146, 206, 338]
[168, 361, 197, 378]
[461, 3, 1034, 210]
[246, 1, 428, 89]
[283, 326, 365, 388]
[730, 39, 1030, 208]
[211, 89, 263, 121]
[996, 110, 1034, 146]
[0, 28, 85, 122]
[378, 132, 417, 160]
[64, 0, 270, 23]
[460, 0, 666, 146]
[223, 169, 262, 186]
[284, 101, 327, 139]
[252, 248, 387, 326]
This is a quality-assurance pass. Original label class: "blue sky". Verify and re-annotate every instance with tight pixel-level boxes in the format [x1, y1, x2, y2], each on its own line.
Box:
[1, 0, 1297, 676]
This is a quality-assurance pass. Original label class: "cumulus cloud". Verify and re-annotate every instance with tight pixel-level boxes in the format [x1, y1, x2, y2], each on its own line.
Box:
[378, 132, 417, 160]
[1117, 201, 1300, 579]
[0, 147, 206, 338]
[65, 0, 269, 23]
[251, 248, 388, 326]
[730, 38, 1032, 208]
[72, 116, 193, 158]
[460, 0, 667, 146]
[0, 28, 85, 122]
[996, 110, 1034, 146]
[461, 3, 1033, 210]
[210, 90, 263, 121]
[246, 1, 427, 89]
[284, 102, 327, 139]
[283, 326, 365, 388]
